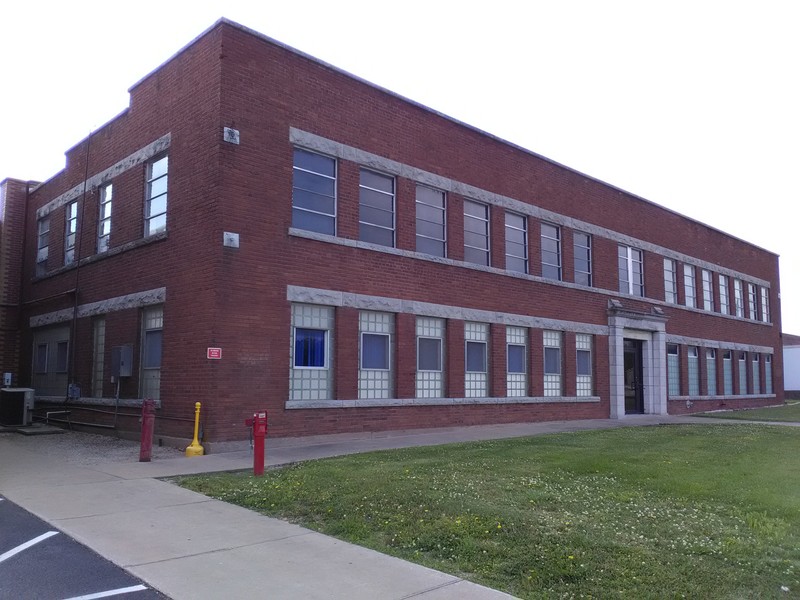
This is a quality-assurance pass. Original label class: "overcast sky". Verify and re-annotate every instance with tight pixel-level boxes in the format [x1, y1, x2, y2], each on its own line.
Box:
[2, 1, 797, 333]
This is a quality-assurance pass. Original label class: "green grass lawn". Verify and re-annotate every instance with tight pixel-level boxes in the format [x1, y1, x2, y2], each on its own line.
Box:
[176, 424, 800, 599]
[698, 401, 800, 423]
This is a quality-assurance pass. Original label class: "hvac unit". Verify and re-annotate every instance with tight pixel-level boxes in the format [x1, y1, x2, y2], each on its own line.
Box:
[0, 388, 35, 427]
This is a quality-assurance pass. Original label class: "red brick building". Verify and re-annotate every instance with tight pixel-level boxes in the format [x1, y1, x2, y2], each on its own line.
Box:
[0, 19, 783, 447]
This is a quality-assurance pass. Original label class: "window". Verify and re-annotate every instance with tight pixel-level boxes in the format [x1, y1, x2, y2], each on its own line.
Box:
[64, 201, 78, 265]
[760, 287, 770, 323]
[747, 283, 758, 320]
[145, 155, 168, 236]
[504, 212, 527, 273]
[141, 306, 163, 400]
[576, 334, 592, 397]
[541, 223, 561, 281]
[701, 270, 713, 311]
[663, 259, 677, 303]
[738, 351, 747, 394]
[752, 354, 760, 394]
[765, 355, 773, 394]
[359, 311, 393, 399]
[359, 169, 395, 247]
[688, 346, 700, 395]
[543, 330, 562, 396]
[92, 318, 105, 397]
[667, 344, 680, 396]
[463, 200, 490, 266]
[36, 217, 50, 276]
[683, 265, 696, 308]
[292, 148, 336, 235]
[706, 349, 717, 396]
[733, 279, 744, 318]
[416, 317, 444, 398]
[55, 340, 69, 373]
[618, 246, 644, 296]
[465, 322, 489, 398]
[574, 232, 592, 286]
[719, 275, 730, 315]
[723, 350, 733, 395]
[290, 304, 334, 400]
[98, 183, 112, 253]
[506, 326, 527, 397]
[35, 343, 48, 374]
[415, 186, 446, 257]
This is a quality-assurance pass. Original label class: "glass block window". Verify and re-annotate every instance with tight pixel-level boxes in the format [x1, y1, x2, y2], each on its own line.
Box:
[738, 351, 748, 394]
[734, 279, 744, 318]
[683, 265, 696, 308]
[541, 223, 561, 281]
[64, 201, 78, 265]
[706, 349, 717, 396]
[576, 333, 592, 397]
[98, 183, 112, 253]
[719, 275, 730, 315]
[723, 350, 733, 395]
[145, 154, 168, 236]
[359, 311, 393, 399]
[464, 200, 490, 266]
[36, 217, 50, 276]
[416, 186, 446, 257]
[292, 148, 336, 235]
[290, 304, 334, 401]
[543, 330, 562, 397]
[506, 326, 527, 397]
[752, 354, 760, 394]
[359, 169, 395, 247]
[765, 355, 773, 394]
[574, 232, 592, 286]
[702, 269, 713, 311]
[760, 287, 770, 323]
[688, 346, 700, 395]
[465, 322, 489, 398]
[92, 317, 105, 397]
[618, 246, 644, 296]
[141, 306, 163, 401]
[504, 212, 527, 274]
[416, 317, 444, 398]
[747, 283, 758, 320]
[667, 344, 680, 397]
[664, 258, 677, 303]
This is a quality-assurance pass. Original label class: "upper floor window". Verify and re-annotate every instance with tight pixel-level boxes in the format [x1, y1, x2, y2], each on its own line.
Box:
[663, 258, 677, 303]
[98, 183, 113, 253]
[683, 265, 696, 308]
[573, 232, 592, 286]
[463, 200, 490, 266]
[618, 246, 644, 297]
[292, 148, 336, 235]
[719, 275, 730, 315]
[541, 223, 561, 281]
[145, 154, 168, 236]
[36, 217, 50, 276]
[760, 287, 770, 323]
[747, 283, 758, 320]
[733, 279, 744, 318]
[701, 269, 713, 311]
[359, 169, 395, 247]
[415, 186, 446, 257]
[504, 212, 527, 274]
[64, 201, 78, 265]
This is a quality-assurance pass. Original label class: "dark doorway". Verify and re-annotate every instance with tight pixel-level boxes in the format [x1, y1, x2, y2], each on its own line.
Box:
[624, 339, 644, 414]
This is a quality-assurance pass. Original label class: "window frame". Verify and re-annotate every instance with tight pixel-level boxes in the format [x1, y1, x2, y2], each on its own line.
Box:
[733, 279, 744, 318]
[718, 275, 730, 315]
[358, 168, 395, 248]
[540, 222, 562, 281]
[36, 216, 50, 276]
[504, 211, 528, 274]
[747, 283, 758, 320]
[145, 154, 168, 236]
[98, 183, 113, 253]
[463, 199, 490, 266]
[360, 332, 391, 371]
[701, 269, 713, 311]
[293, 328, 329, 369]
[683, 264, 696, 308]
[618, 245, 644, 296]
[760, 287, 770, 323]
[573, 232, 592, 286]
[667, 344, 680, 397]
[415, 185, 446, 257]
[64, 201, 78, 265]
[292, 147, 337, 236]
[663, 258, 677, 304]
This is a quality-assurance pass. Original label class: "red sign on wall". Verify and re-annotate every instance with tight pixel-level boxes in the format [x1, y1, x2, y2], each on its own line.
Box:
[207, 347, 222, 360]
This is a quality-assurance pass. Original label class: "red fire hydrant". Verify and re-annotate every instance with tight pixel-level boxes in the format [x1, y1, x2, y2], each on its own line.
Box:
[139, 399, 156, 462]
[245, 411, 267, 476]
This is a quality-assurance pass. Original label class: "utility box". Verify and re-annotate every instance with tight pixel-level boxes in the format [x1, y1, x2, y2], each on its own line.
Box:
[111, 345, 134, 378]
[0, 388, 35, 426]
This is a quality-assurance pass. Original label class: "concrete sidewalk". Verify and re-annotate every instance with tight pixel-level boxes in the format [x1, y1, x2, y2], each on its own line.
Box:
[0, 414, 755, 599]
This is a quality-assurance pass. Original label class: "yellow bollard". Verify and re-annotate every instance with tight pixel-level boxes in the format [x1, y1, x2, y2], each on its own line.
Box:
[185, 402, 205, 457]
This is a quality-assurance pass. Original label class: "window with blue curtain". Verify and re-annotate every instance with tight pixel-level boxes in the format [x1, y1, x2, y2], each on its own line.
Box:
[295, 328, 326, 367]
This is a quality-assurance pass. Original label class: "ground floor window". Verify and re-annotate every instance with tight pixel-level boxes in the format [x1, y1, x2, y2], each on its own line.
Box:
[688, 346, 700, 395]
[92, 318, 106, 397]
[543, 331, 562, 396]
[359, 311, 393, 399]
[706, 349, 716, 396]
[576, 334, 592, 396]
[290, 304, 333, 400]
[765, 354, 773, 394]
[141, 306, 163, 401]
[667, 344, 680, 396]
[723, 350, 733, 395]
[416, 317, 444, 398]
[31, 325, 71, 396]
[752, 354, 760, 394]
[738, 352, 748, 394]
[465, 322, 489, 397]
[506, 326, 527, 396]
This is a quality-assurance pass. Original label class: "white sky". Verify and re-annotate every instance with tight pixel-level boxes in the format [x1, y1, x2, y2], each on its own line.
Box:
[2, 1, 798, 333]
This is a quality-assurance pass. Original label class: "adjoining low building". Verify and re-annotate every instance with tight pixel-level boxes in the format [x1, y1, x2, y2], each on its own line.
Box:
[0, 19, 784, 448]
[784, 334, 800, 399]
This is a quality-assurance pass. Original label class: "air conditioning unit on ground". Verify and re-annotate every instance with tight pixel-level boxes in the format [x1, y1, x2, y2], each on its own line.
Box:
[0, 388, 35, 427]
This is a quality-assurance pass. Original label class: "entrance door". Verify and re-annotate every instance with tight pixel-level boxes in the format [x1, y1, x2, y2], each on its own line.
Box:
[624, 339, 644, 414]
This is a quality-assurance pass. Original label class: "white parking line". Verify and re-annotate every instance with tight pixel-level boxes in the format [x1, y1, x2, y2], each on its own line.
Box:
[0, 531, 59, 563]
[63, 584, 148, 599]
